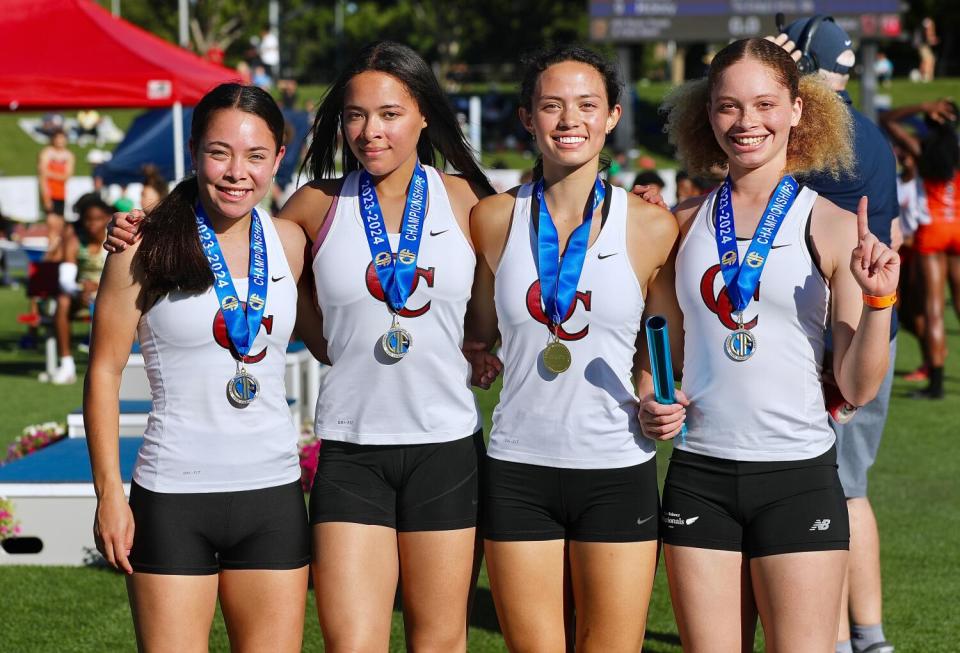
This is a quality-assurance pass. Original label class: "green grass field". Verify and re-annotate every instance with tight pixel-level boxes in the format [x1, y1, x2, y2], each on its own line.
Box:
[0, 280, 958, 651]
[1, 78, 958, 183]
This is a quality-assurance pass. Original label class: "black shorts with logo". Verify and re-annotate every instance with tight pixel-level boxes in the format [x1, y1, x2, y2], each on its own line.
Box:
[129, 480, 310, 575]
[482, 455, 660, 543]
[309, 431, 484, 532]
[661, 446, 849, 557]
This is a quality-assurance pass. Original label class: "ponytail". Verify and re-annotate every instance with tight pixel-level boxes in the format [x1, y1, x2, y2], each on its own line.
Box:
[135, 177, 211, 298]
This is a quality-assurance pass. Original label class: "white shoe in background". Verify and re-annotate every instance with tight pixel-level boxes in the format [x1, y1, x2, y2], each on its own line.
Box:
[50, 366, 77, 385]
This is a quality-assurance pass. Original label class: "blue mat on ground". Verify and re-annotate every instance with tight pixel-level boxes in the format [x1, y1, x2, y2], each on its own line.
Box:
[70, 400, 152, 416]
[69, 398, 293, 416]
[0, 437, 141, 483]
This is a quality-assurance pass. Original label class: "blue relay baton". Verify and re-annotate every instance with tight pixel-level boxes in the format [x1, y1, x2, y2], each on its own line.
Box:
[645, 315, 687, 444]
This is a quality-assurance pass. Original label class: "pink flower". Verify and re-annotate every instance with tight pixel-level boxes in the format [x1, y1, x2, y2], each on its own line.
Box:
[298, 440, 322, 492]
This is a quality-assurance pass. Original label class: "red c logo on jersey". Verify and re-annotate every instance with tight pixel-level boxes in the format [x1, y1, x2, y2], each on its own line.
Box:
[212, 303, 275, 363]
[525, 280, 592, 341]
[365, 261, 436, 318]
[700, 264, 759, 330]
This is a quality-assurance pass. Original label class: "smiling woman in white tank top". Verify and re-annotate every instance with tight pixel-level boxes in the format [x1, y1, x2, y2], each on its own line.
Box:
[468, 45, 679, 652]
[640, 38, 899, 651]
[276, 41, 497, 653]
[84, 84, 318, 653]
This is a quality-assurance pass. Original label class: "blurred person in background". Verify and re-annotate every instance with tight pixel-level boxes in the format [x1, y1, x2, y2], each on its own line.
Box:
[38, 128, 75, 261]
[891, 144, 931, 382]
[917, 17, 938, 83]
[673, 170, 698, 206]
[139, 165, 169, 213]
[631, 170, 665, 194]
[880, 99, 960, 401]
[47, 193, 111, 385]
[874, 52, 893, 87]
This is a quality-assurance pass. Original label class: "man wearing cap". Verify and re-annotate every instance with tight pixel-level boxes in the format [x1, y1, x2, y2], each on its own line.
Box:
[768, 16, 898, 653]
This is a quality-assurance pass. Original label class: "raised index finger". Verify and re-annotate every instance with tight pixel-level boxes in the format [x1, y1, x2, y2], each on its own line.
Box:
[857, 196, 870, 242]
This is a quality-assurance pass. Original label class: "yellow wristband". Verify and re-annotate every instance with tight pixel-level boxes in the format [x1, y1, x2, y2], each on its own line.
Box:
[862, 292, 897, 309]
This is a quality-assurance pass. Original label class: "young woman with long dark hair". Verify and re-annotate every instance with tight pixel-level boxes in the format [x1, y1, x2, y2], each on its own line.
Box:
[280, 41, 495, 651]
[86, 83, 317, 651]
[468, 45, 678, 651]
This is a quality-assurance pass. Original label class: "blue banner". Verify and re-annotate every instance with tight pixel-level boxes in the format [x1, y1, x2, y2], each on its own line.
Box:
[358, 162, 429, 313]
[535, 177, 605, 327]
[714, 176, 799, 313]
[195, 204, 268, 357]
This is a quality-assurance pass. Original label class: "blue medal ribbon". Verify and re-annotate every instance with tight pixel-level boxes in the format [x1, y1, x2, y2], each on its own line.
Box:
[195, 204, 268, 358]
[358, 162, 429, 313]
[535, 176, 605, 328]
[714, 176, 799, 313]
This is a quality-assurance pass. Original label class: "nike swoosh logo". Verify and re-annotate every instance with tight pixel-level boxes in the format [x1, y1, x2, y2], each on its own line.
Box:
[844, 40, 852, 47]
[637, 515, 655, 526]
[598, 252, 617, 260]
[770, 244, 790, 249]
[271, 275, 286, 282]
[429, 229, 449, 237]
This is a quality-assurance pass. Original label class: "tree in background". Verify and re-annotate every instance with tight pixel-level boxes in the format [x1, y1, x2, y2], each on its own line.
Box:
[95, 0, 592, 83]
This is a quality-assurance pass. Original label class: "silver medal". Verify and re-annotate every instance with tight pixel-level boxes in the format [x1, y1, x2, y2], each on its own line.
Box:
[227, 364, 260, 406]
[724, 321, 757, 362]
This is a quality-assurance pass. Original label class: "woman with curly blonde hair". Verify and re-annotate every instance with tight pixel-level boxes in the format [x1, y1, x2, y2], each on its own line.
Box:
[638, 38, 899, 651]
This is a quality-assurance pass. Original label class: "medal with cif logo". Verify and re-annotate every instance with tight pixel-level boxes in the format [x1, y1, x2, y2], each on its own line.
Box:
[713, 176, 799, 363]
[358, 162, 429, 361]
[382, 313, 413, 359]
[724, 312, 757, 362]
[195, 203, 269, 406]
[227, 362, 260, 406]
[535, 176, 605, 375]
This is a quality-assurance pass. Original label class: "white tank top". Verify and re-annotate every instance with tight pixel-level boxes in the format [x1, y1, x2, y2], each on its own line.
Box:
[488, 183, 652, 469]
[134, 215, 301, 492]
[312, 166, 481, 445]
[676, 185, 834, 461]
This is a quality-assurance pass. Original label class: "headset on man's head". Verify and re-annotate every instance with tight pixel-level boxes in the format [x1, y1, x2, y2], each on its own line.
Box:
[776, 12, 835, 76]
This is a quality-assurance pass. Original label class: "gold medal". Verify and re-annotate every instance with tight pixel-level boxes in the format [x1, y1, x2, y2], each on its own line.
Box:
[542, 340, 571, 374]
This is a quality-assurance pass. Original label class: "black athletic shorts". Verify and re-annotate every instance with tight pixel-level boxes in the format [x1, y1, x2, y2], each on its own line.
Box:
[128, 480, 310, 575]
[50, 199, 65, 217]
[309, 431, 484, 532]
[482, 455, 660, 543]
[661, 446, 849, 557]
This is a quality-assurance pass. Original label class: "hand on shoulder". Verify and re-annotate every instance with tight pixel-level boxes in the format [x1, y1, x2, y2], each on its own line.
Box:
[627, 191, 678, 244]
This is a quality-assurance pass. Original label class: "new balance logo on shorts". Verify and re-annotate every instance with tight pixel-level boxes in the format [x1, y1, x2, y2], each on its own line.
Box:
[809, 519, 832, 531]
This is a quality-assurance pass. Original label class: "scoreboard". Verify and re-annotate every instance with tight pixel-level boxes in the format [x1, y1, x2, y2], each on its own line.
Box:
[589, 0, 903, 42]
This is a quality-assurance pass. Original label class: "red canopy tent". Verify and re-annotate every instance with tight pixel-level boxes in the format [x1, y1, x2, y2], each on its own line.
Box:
[0, 0, 240, 178]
